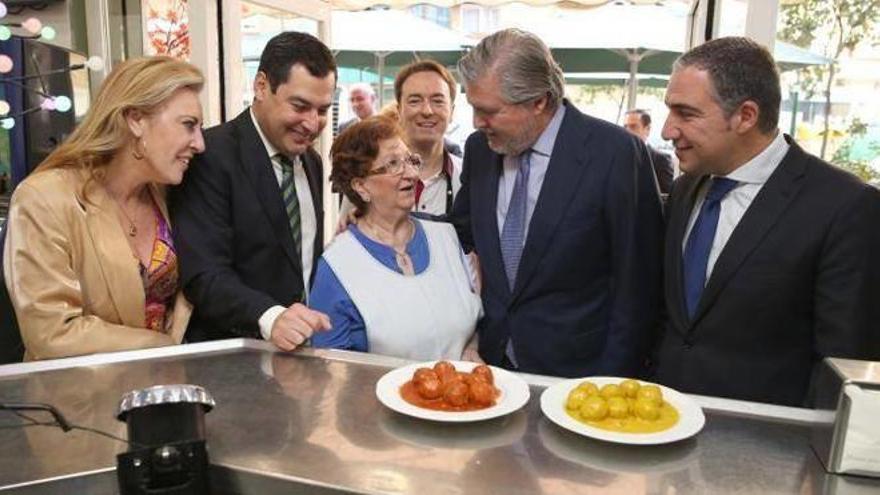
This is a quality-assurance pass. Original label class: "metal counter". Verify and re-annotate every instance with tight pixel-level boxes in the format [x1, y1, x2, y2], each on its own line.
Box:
[0, 339, 877, 494]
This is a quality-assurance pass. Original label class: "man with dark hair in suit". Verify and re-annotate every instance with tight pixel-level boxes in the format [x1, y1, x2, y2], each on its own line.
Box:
[452, 28, 664, 377]
[655, 36, 880, 406]
[171, 32, 331, 350]
[624, 109, 673, 195]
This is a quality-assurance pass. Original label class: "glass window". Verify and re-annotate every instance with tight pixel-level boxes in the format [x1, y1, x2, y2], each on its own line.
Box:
[240, 1, 319, 108]
[778, 0, 880, 183]
[461, 5, 481, 34]
[409, 4, 451, 28]
[717, 0, 748, 37]
[144, 0, 190, 59]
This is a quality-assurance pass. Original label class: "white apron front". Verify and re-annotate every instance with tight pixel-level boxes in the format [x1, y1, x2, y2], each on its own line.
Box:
[323, 220, 482, 361]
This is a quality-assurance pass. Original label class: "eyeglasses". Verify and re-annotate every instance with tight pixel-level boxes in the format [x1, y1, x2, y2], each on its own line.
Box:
[366, 153, 423, 176]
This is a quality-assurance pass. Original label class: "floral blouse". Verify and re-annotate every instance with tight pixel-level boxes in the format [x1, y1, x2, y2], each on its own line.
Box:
[141, 207, 178, 333]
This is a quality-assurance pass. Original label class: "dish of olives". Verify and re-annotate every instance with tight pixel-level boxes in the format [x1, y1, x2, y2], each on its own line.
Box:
[540, 377, 705, 445]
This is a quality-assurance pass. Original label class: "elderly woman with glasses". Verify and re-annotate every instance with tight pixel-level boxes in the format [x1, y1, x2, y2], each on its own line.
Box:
[310, 116, 482, 361]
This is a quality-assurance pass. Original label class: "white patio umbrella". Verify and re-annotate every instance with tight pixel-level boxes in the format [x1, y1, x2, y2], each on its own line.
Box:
[331, 10, 473, 106]
[507, 3, 829, 109]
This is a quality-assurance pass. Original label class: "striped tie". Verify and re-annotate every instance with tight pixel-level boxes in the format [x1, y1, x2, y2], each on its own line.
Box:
[278, 154, 302, 259]
[500, 150, 532, 290]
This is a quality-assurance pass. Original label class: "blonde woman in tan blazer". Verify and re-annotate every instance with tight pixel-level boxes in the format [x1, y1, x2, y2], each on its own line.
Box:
[3, 57, 204, 360]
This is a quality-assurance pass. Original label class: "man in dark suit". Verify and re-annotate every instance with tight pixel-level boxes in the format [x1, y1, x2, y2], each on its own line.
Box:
[171, 32, 331, 350]
[654, 37, 880, 406]
[452, 29, 664, 377]
[624, 109, 674, 195]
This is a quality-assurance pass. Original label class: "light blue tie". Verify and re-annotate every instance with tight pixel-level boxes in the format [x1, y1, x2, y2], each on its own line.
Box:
[500, 151, 532, 291]
[500, 151, 531, 369]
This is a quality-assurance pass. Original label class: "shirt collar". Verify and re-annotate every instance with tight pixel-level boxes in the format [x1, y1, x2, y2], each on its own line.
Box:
[529, 103, 566, 158]
[722, 130, 789, 185]
[443, 150, 454, 177]
[250, 107, 283, 161]
[418, 150, 454, 184]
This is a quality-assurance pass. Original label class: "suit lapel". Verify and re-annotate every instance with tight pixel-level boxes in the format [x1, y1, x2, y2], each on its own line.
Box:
[689, 143, 808, 327]
[234, 111, 301, 272]
[473, 150, 508, 299]
[669, 175, 708, 330]
[78, 175, 145, 328]
[511, 104, 592, 302]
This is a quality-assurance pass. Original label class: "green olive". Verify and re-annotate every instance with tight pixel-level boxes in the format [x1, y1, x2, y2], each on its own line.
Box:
[635, 399, 660, 421]
[607, 397, 629, 419]
[579, 396, 609, 421]
[576, 381, 600, 396]
[566, 388, 590, 410]
[637, 385, 663, 406]
[620, 379, 641, 398]
[599, 384, 623, 399]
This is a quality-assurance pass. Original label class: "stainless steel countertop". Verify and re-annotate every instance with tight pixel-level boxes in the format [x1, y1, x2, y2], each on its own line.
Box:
[0, 339, 876, 494]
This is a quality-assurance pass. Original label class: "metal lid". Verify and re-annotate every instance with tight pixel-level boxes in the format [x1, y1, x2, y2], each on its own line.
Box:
[117, 384, 215, 420]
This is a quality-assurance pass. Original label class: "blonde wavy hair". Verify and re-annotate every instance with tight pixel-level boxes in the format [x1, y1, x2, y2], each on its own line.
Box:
[35, 56, 204, 183]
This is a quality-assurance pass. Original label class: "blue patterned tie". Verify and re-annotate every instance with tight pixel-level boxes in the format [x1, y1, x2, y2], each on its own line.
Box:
[683, 177, 738, 318]
[500, 151, 532, 290]
[278, 154, 302, 259]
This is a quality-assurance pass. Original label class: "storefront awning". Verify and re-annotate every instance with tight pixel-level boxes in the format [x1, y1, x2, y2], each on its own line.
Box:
[331, 0, 637, 10]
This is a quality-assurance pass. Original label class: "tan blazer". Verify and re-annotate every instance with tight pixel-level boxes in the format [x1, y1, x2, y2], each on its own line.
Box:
[3, 168, 191, 361]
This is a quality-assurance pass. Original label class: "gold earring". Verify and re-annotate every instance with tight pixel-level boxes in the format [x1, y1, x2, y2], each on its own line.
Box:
[132, 138, 146, 160]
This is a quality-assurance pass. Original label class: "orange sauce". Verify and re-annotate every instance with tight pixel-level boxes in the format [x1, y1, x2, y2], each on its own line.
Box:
[400, 381, 498, 412]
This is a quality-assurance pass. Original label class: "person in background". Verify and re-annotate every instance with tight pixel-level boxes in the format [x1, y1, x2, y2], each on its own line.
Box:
[170, 32, 331, 351]
[311, 117, 482, 361]
[395, 60, 463, 217]
[653, 37, 880, 406]
[624, 109, 674, 196]
[3, 57, 203, 360]
[337, 60, 463, 223]
[451, 29, 664, 377]
[338, 83, 376, 134]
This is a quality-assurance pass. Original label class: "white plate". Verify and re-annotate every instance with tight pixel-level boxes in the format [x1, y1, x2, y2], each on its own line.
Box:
[540, 377, 705, 445]
[375, 360, 530, 422]
[379, 407, 528, 450]
[538, 420, 699, 473]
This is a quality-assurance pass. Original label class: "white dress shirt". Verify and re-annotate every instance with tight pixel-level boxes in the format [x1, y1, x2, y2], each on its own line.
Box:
[414, 153, 463, 214]
[496, 104, 566, 240]
[249, 109, 318, 340]
[682, 131, 790, 281]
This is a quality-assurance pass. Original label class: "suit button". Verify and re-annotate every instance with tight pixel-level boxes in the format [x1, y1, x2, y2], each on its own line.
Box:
[683, 342, 693, 350]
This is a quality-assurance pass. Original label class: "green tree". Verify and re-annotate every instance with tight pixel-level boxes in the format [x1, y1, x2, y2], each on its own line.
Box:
[780, 0, 880, 159]
[831, 119, 880, 183]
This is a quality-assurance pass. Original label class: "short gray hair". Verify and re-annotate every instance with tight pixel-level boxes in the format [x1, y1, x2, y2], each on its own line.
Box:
[674, 37, 780, 134]
[349, 82, 375, 98]
[458, 28, 565, 109]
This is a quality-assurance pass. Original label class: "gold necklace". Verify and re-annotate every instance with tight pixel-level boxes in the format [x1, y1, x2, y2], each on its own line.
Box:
[107, 187, 147, 237]
[361, 217, 415, 272]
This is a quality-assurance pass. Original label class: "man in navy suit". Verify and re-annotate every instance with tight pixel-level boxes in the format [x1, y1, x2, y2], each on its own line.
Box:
[624, 109, 674, 196]
[171, 32, 331, 350]
[654, 37, 880, 406]
[451, 29, 664, 377]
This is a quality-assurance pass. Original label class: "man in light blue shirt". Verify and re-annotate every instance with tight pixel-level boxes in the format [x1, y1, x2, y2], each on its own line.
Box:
[451, 28, 664, 377]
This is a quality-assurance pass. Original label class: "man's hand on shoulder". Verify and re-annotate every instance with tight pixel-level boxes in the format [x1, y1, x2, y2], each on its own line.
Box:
[335, 208, 358, 236]
[270, 303, 331, 351]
